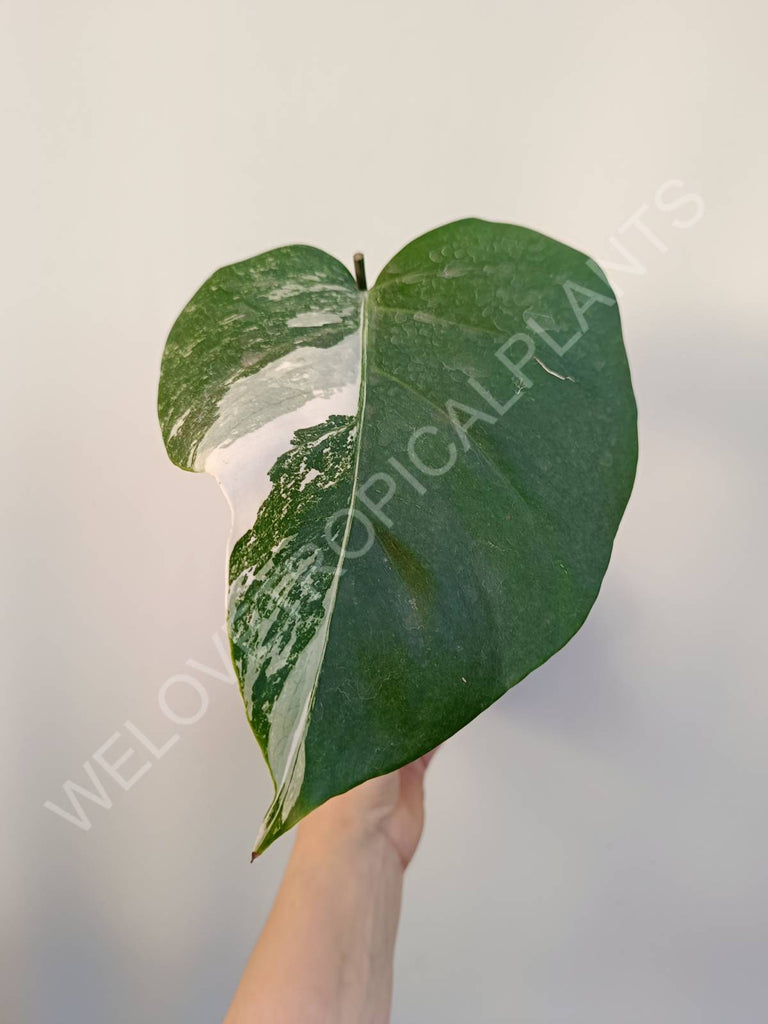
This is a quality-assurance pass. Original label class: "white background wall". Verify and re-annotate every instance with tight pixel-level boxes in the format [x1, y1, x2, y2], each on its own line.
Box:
[3, 1, 767, 1021]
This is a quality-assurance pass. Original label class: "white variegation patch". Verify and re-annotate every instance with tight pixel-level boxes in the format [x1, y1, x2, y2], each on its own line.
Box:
[200, 330, 361, 548]
[197, 294, 367, 855]
[247, 300, 368, 856]
[286, 310, 343, 328]
[268, 281, 351, 301]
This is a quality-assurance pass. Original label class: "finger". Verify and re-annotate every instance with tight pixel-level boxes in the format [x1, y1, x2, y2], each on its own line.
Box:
[421, 744, 442, 769]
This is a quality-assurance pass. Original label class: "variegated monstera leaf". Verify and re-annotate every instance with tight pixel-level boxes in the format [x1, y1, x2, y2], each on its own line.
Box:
[158, 219, 637, 857]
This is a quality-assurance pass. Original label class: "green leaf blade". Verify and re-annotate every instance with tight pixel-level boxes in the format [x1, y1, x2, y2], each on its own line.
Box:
[288, 221, 636, 840]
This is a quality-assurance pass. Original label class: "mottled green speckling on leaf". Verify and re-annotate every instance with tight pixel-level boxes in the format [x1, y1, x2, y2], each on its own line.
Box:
[157, 219, 637, 857]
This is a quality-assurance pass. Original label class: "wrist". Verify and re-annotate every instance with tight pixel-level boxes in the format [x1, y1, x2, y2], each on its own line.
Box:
[294, 802, 405, 879]
[283, 807, 404, 1023]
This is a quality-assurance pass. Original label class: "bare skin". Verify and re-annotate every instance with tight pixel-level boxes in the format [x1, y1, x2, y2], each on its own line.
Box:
[224, 751, 436, 1024]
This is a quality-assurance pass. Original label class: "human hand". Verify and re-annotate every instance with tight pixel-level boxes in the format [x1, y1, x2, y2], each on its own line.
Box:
[225, 750, 438, 1023]
[296, 749, 439, 870]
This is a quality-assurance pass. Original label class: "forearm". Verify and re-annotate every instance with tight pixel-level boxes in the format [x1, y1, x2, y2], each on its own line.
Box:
[224, 814, 405, 1024]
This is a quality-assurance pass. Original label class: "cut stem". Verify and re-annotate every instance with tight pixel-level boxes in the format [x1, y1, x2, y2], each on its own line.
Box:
[353, 252, 367, 291]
